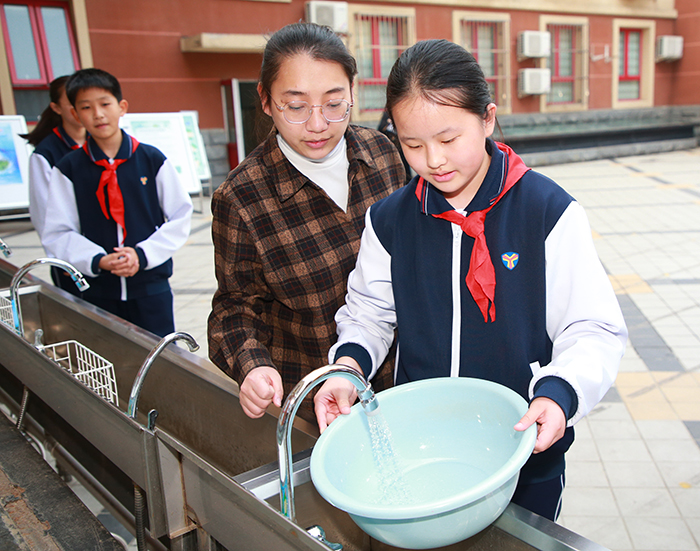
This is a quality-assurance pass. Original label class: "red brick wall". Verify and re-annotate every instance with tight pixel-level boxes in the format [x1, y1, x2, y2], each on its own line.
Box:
[670, 0, 700, 105]
[82, 0, 698, 129]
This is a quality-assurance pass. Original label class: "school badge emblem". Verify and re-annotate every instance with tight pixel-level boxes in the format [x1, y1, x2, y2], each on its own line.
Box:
[140, 177, 148, 186]
[501, 252, 519, 270]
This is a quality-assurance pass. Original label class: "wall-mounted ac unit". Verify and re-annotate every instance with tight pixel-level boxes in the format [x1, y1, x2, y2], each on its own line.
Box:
[656, 35, 684, 62]
[305, 1, 349, 34]
[517, 31, 551, 60]
[518, 68, 551, 97]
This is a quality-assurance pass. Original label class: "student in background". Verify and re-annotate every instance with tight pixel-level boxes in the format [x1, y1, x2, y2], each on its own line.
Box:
[42, 68, 193, 337]
[377, 110, 411, 182]
[21, 75, 86, 293]
[208, 23, 406, 424]
[314, 39, 627, 521]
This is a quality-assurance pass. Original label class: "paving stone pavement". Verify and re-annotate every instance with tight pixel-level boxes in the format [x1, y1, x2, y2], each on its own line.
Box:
[1, 147, 699, 550]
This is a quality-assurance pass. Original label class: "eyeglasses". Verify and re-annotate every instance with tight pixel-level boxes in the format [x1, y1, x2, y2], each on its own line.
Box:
[271, 98, 353, 124]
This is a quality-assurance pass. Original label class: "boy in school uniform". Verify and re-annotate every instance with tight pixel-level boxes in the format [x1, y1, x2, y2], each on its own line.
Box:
[42, 68, 193, 337]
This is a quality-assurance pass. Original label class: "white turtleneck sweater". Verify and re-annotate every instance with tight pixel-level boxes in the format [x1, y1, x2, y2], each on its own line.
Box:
[277, 134, 350, 212]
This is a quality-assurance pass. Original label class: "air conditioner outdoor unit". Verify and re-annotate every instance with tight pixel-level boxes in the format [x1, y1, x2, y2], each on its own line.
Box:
[305, 1, 349, 34]
[518, 68, 551, 96]
[517, 31, 551, 59]
[656, 35, 684, 62]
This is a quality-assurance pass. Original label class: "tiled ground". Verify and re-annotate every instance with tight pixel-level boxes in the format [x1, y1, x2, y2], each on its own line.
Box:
[538, 149, 700, 551]
[1, 147, 699, 550]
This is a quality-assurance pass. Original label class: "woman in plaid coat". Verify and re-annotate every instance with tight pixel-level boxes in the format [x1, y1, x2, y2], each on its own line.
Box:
[208, 23, 406, 423]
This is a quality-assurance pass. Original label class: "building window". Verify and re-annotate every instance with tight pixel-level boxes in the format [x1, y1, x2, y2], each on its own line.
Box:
[453, 12, 510, 114]
[612, 19, 654, 109]
[354, 15, 409, 113]
[347, 5, 415, 121]
[462, 22, 504, 103]
[618, 28, 641, 100]
[539, 15, 589, 113]
[0, 1, 80, 121]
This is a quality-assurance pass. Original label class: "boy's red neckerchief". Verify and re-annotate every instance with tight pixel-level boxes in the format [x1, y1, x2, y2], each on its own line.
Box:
[82, 135, 140, 245]
[417, 141, 530, 322]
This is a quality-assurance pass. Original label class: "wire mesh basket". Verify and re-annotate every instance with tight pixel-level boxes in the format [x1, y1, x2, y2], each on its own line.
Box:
[41, 340, 119, 406]
[0, 295, 14, 330]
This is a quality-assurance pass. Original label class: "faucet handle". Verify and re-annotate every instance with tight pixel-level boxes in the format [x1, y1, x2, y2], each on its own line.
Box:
[0, 238, 12, 257]
[306, 525, 342, 550]
[34, 328, 45, 349]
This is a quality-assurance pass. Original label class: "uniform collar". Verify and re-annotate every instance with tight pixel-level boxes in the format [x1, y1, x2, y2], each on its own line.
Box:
[83, 130, 135, 163]
[263, 125, 372, 203]
[416, 138, 520, 215]
[53, 125, 81, 150]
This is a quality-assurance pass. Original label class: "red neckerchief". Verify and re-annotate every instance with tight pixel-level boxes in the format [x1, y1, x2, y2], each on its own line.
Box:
[83, 134, 140, 245]
[53, 126, 81, 150]
[416, 141, 530, 322]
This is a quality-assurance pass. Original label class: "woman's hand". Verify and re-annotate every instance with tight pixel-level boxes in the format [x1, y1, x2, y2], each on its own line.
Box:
[514, 397, 566, 453]
[239, 366, 283, 419]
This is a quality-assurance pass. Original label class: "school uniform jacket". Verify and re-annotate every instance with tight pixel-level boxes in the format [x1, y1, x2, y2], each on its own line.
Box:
[28, 126, 80, 239]
[330, 139, 627, 483]
[42, 131, 193, 301]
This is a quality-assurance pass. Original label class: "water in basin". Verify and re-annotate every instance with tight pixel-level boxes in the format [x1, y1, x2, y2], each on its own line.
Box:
[311, 377, 537, 549]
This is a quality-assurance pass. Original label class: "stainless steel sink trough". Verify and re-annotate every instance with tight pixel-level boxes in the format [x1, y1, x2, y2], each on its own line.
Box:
[0, 258, 608, 551]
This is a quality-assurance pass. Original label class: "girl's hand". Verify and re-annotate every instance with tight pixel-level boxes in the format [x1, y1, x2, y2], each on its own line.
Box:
[314, 376, 359, 434]
[514, 397, 566, 454]
[239, 366, 283, 419]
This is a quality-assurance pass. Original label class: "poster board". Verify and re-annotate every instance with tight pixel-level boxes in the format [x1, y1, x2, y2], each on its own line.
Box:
[0, 115, 31, 211]
[120, 112, 202, 194]
[180, 111, 211, 181]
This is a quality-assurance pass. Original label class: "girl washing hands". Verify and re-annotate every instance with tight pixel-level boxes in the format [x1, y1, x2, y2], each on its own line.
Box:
[314, 39, 627, 521]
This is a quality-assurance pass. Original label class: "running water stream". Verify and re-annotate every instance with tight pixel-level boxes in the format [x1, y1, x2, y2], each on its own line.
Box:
[365, 408, 414, 505]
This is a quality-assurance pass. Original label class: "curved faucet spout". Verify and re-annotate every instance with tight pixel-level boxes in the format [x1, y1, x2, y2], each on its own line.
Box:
[127, 331, 199, 421]
[0, 238, 12, 258]
[277, 364, 377, 522]
[127, 331, 198, 551]
[9, 258, 89, 336]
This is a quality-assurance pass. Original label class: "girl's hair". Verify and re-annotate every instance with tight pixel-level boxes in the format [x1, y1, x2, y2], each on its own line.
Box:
[259, 22, 357, 103]
[19, 75, 70, 146]
[386, 39, 493, 121]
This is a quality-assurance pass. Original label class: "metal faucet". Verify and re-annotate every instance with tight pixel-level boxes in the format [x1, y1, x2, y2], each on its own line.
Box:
[127, 331, 199, 551]
[277, 364, 378, 523]
[9, 258, 89, 337]
[127, 331, 199, 420]
[10, 258, 88, 433]
[0, 238, 12, 257]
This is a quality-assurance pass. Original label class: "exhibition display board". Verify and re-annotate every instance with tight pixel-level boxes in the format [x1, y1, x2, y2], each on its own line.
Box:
[0, 116, 31, 213]
[120, 112, 207, 195]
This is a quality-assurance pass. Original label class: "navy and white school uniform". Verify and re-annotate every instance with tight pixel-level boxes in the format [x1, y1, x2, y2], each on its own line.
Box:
[27, 126, 83, 293]
[42, 131, 193, 336]
[330, 139, 627, 516]
[28, 126, 81, 239]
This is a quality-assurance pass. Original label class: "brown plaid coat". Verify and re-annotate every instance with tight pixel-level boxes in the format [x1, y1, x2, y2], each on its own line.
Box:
[208, 125, 405, 422]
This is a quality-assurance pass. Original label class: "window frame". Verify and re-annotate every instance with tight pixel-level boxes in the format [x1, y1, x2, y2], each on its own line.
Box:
[618, 28, 642, 101]
[538, 14, 589, 113]
[0, 0, 90, 116]
[612, 18, 655, 109]
[452, 10, 511, 115]
[1, 0, 80, 86]
[346, 3, 416, 123]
